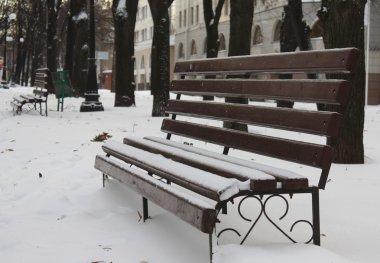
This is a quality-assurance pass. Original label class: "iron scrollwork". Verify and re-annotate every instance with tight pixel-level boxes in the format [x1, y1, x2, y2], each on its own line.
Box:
[217, 194, 314, 245]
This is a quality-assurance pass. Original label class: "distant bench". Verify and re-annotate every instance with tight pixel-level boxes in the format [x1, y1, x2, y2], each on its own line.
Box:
[10, 68, 51, 116]
[94, 48, 359, 261]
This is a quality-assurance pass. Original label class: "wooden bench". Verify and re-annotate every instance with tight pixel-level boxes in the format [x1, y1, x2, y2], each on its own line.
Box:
[94, 48, 359, 261]
[10, 68, 51, 116]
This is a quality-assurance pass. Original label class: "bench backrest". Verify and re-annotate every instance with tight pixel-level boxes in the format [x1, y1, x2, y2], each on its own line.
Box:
[33, 68, 51, 97]
[165, 48, 359, 190]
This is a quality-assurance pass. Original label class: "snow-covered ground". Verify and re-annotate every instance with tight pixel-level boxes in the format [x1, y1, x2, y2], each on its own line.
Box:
[1, 86, 379, 263]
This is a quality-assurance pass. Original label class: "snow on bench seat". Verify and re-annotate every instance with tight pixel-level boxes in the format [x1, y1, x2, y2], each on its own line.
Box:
[102, 140, 243, 201]
[95, 155, 217, 233]
[123, 136, 277, 191]
[145, 136, 309, 190]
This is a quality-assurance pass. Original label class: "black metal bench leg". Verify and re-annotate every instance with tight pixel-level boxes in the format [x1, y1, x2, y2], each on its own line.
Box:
[143, 197, 149, 222]
[102, 173, 108, 187]
[312, 189, 321, 245]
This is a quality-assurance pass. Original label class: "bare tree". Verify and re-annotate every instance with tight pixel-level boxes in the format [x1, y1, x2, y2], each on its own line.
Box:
[203, 0, 225, 58]
[47, 0, 62, 91]
[148, 0, 174, 116]
[224, 0, 254, 131]
[202, 0, 225, 100]
[277, 0, 315, 108]
[112, 0, 138, 106]
[318, 0, 366, 163]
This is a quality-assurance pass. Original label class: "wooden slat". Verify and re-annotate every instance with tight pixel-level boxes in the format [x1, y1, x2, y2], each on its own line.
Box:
[161, 119, 334, 170]
[174, 48, 359, 74]
[101, 141, 240, 201]
[170, 79, 351, 105]
[123, 137, 278, 191]
[166, 100, 343, 137]
[95, 155, 217, 233]
[145, 136, 310, 190]
[33, 89, 48, 97]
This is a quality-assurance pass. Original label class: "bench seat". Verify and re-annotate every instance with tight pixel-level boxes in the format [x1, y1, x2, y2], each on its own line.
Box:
[100, 140, 244, 201]
[143, 136, 311, 190]
[123, 136, 309, 190]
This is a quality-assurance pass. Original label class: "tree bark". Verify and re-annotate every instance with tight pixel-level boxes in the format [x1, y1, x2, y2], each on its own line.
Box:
[30, 0, 46, 87]
[112, 0, 138, 106]
[47, 0, 62, 92]
[65, 0, 75, 75]
[224, 0, 254, 131]
[277, 0, 315, 108]
[148, 0, 172, 116]
[319, 0, 366, 164]
[68, 0, 88, 96]
[202, 0, 225, 100]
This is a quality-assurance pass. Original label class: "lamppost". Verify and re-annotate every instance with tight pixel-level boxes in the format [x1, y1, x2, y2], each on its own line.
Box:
[1, 13, 16, 89]
[80, 0, 104, 112]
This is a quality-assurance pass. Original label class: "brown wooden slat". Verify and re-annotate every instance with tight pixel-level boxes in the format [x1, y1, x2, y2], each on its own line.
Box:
[166, 100, 343, 137]
[170, 79, 351, 105]
[33, 89, 48, 97]
[161, 119, 334, 169]
[144, 136, 310, 190]
[174, 48, 360, 74]
[123, 137, 277, 191]
[95, 155, 216, 233]
[101, 142, 237, 202]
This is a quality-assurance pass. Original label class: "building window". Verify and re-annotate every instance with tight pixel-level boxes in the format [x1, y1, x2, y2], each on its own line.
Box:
[184, 9, 187, 27]
[149, 26, 153, 39]
[252, 26, 263, 45]
[273, 20, 281, 42]
[179, 11, 182, 28]
[140, 56, 145, 69]
[224, 0, 229, 16]
[134, 31, 139, 42]
[178, 42, 184, 58]
[190, 40, 197, 56]
[196, 5, 199, 24]
[141, 6, 148, 19]
[141, 28, 148, 41]
[219, 33, 226, 51]
[191, 7, 194, 25]
[203, 38, 207, 54]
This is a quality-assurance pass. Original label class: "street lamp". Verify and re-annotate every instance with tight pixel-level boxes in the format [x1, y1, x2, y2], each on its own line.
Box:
[1, 13, 16, 89]
[80, 0, 104, 112]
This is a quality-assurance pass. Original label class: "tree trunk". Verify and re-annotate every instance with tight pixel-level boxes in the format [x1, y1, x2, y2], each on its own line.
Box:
[202, 0, 225, 100]
[277, 0, 315, 108]
[319, 0, 366, 164]
[112, 0, 138, 106]
[69, 0, 88, 96]
[148, 0, 173, 116]
[47, 0, 62, 92]
[224, 0, 254, 131]
[65, 0, 76, 75]
[30, 1, 46, 87]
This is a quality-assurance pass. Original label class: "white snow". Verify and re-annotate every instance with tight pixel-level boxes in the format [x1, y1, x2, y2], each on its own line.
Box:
[1, 86, 380, 262]
[72, 10, 88, 23]
[116, 0, 128, 19]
